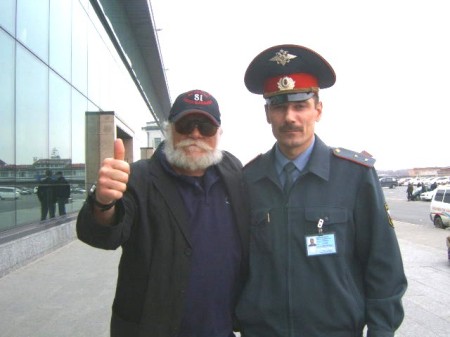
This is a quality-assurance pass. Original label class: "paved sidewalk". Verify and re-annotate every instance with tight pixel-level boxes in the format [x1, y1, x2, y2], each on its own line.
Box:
[0, 221, 449, 337]
[0, 240, 120, 337]
[394, 222, 450, 337]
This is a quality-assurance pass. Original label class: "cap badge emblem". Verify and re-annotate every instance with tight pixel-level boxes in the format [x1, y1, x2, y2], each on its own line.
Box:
[277, 76, 296, 91]
[270, 49, 297, 66]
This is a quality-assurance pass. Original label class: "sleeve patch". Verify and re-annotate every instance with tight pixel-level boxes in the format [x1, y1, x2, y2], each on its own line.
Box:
[385, 202, 394, 227]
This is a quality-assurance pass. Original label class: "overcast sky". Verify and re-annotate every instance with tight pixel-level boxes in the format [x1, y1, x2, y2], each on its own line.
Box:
[150, 0, 449, 171]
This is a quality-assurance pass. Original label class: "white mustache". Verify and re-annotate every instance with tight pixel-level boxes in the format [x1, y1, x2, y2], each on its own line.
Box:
[175, 139, 213, 151]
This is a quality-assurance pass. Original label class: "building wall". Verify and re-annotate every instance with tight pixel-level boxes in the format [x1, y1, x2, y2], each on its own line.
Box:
[0, 0, 160, 234]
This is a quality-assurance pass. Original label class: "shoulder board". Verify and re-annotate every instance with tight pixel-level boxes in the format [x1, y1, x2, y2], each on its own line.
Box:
[244, 154, 262, 168]
[332, 147, 376, 167]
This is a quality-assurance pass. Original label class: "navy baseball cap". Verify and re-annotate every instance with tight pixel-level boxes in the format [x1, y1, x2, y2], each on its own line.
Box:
[168, 89, 221, 126]
[244, 44, 336, 105]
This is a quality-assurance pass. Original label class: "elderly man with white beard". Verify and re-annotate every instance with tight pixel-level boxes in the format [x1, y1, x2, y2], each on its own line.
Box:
[76, 89, 249, 337]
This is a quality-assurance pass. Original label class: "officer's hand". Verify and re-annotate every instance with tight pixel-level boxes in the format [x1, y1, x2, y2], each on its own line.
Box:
[95, 139, 130, 205]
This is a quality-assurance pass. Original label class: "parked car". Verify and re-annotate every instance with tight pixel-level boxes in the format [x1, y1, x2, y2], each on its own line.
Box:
[409, 177, 423, 186]
[420, 189, 436, 201]
[434, 176, 450, 185]
[17, 187, 33, 195]
[410, 186, 424, 201]
[379, 177, 399, 189]
[398, 177, 412, 186]
[0, 186, 21, 200]
[71, 187, 86, 194]
[429, 185, 450, 228]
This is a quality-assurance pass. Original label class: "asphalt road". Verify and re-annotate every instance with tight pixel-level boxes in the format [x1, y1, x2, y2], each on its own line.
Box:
[383, 185, 434, 226]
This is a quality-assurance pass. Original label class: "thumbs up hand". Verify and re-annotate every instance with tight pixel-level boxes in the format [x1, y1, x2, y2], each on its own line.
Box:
[95, 139, 130, 206]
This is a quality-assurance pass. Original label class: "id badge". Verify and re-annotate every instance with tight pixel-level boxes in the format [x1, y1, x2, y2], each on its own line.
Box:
[305, 233, 337, 256]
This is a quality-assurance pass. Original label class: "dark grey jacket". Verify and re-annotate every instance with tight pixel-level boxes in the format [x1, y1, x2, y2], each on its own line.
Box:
[77, 146, 249, 337]
[236, 136, 407, 337]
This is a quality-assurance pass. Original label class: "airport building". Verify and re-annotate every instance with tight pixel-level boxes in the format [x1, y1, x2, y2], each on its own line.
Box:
[0, 0, 170, 276]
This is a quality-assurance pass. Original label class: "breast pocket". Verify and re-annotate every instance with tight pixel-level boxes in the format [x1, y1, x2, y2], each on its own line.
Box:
[304, 207, 349, 254]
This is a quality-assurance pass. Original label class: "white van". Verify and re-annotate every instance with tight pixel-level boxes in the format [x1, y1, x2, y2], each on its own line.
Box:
[429, 185, 450, 228]
[0, 186, 21, 200]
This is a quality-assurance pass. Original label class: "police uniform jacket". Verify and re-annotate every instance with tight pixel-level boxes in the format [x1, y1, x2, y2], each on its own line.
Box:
[236, 136, 407, 337]
[76, 145, 249, 337]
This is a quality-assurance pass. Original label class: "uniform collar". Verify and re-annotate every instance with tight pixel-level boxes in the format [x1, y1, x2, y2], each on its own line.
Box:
[274, 136, 315, 175]
[304, 135, 330, 181]
[247, 135, 330, 183]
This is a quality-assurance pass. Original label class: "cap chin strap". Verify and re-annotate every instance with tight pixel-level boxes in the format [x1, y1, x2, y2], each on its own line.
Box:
[265, 92, 315, 106]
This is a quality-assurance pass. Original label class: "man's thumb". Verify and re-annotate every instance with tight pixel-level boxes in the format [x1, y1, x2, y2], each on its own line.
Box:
[114, 139, 125, 161]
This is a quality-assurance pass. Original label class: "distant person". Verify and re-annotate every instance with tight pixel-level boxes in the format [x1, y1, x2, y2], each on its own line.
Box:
[76, 89, 249, 337]
[430, 181, 437, 191]
[407, 182, 414, 201]
[55, 171, 70, 216]
[421, 183, 427, 194]
[447, 236, 450, 260]
[235, 44, 407, 337]
[37, 169, 56, 220]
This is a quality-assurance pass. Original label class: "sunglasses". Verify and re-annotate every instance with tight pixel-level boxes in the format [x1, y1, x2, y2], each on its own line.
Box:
[174, 118, 218, 137]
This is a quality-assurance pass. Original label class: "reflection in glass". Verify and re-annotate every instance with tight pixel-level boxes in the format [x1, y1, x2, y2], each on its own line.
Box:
[16, 45, 48, 164]
[0, 29, 16, 232]
[72, 0, 88, 95]
[16, 44, 49, 226]
[70, 89, 88, 214]
[2, 0, 159, 232]
[0, 0, 16, 35]
[49, 0, 72, 80]
[49, 72, 71, 161]
[87, 26, 102, 105]
[72, 89, 87, 164]
[17, 0, 49, 62]
[0, 30, 15, 165]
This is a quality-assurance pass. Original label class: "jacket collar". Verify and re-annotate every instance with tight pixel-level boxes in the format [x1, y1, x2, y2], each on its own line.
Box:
[247, 135, 331, 184]
[148, 143, 192, 245]
[305, 135, 330, 181]
[147, 143, 248, 251]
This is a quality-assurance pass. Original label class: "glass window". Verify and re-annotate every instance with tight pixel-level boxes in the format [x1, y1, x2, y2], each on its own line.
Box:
[72, 0, 88, 95]
[16, 44, 49, 226]
[434, 190, 444, 202]
[0, 30, 16, 232]
[78, 0, 90, 11]
[70, 88, 87, 213]
[0, 30, 15, 166]
[0, 0, 16, 35]
[49, 0, 72, 80]
[16, 45, 49, 164]
[49, 72, 71, 161]
[87, 26, 102, 105]
[17, 0, 50, 62]
[72, 89, 87, 164]
[444, 191, 450, 204]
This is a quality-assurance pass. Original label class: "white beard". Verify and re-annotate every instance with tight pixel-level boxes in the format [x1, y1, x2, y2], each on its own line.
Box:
[163, 123, 223, 172]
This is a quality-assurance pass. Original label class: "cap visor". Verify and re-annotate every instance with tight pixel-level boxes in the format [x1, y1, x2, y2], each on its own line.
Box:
[265, 92, 315, 105]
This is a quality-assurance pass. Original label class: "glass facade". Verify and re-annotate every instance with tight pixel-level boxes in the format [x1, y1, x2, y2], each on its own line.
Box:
[0, 0, 156, 232]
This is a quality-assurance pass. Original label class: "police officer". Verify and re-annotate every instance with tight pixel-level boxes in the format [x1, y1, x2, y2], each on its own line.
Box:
[235, 44, 407, 337]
